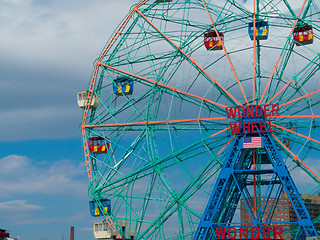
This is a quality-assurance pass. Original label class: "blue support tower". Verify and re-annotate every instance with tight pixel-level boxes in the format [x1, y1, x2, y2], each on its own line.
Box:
[194, 106, 318, 240]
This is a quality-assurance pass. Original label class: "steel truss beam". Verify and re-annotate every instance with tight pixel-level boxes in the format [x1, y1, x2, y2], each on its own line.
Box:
[194, 117, 318, 240]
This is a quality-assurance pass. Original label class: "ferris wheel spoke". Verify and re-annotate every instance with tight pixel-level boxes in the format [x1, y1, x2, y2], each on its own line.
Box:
[111, 148, 225, 238]
[266, 80, 293, 105]
[101, 137, 227, 191]
[84, 117, 226, 128]
[80, 1, 320, 238]
[259, 0, 308, 105]
[217, 135, 235, 155]
[269, 0, 310, 95]
[271, 114, 320, 119]
[226, 0, 251, 15]
[140, 158, 223, 239]
[265, 2, 299, 103]
[276, 55, 320, 107]
[93, 90, 153, 125]
[99, 62, 227, 110]
[271, 122, 320, 145]
[134, 7, 242, 107]
[272, 134, 320, 184]
[201, 0, 249, 105]
[97, 0, 149, 63]
[279, 89, 320, 108]
[266, 42, 295, 103]
[210, 126, 230, 137]
[252, 0, 258, 105]
[281, 0, 297, 18]
[109, 182, 142, 221]
[301, 0, 314, 20]
[283, 135, 320, 154]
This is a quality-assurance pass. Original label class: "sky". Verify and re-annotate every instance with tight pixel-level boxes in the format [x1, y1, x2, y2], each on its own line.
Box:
[0, 0, 131, 239]
[0, 0, 318, 239]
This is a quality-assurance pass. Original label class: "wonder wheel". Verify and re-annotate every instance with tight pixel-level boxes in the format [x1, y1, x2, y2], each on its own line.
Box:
[78, 0, 320, 239]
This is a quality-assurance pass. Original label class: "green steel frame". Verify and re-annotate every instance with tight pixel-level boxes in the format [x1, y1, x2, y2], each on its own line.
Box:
[80, 0, 320, 239]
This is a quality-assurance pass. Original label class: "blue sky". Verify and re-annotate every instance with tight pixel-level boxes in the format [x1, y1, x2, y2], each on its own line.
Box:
[1, 0, 318, 239]
[0, 0, 131, 239]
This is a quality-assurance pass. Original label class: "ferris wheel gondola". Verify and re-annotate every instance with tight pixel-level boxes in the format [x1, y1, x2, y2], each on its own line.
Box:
[79, 0, 320, 239]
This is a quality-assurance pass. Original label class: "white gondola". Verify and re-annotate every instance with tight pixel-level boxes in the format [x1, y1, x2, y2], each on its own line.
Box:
[93, 222, 112, 239]
[77, 91, 99, 109]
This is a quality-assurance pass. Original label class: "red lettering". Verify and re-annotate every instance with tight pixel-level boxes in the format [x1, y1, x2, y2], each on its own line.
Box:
[215, 226, 283, 239]
[227, 104, 280, 135]
[239, 227, 248, 239]
[272, 104, 279, 116]
[243, 121, 251, 133]
[216, 227, 226, 239]
[268, 120, 276, 132]
[273, 226, 283, 239]
[260, 121, 268, 133]
[228, 227, 237, 239]
[238, 106, 245, 118]
[255, 105, 263, 117]
[251, 226, 260, 239]
[251, 121, 258, 133]
[230, 122, 241, 134]
[246, 105, 254, 118]
[264, 104, 271, 117]
[262, 227, 271, 239]
[226, 107, 237, 119]
[226, 104, 280, 119]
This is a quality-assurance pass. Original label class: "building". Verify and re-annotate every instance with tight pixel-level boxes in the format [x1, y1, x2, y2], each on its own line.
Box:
[240, 193, 320, 239]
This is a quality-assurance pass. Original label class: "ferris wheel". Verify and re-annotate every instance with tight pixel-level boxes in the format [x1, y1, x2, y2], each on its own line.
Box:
[78, 0, 320, 239]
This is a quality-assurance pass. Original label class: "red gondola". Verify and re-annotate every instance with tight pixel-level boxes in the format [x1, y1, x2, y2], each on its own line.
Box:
[293, 25, 313, 46]
[204, 32, 224, 51]
[89, 137, 110, 154]
[0, 229, 9, 238]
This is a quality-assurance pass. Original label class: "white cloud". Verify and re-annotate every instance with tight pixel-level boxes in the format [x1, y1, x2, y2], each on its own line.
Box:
[0, 200, 43, 211]
[0, 199, 91, 226]
[11, 210, 90, 225]
[0, 107, 81, 141]
[0, 155, 86, 197]
[0, 0, 131, 141]
[0, 0, 131, 68]
[0, 200, 44, 225]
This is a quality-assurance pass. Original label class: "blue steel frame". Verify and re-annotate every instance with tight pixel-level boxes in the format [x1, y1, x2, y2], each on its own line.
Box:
[194, 111, 318, 240]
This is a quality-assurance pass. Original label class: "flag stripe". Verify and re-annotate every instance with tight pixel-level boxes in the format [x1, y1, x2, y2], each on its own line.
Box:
[243, 137, 261, 148]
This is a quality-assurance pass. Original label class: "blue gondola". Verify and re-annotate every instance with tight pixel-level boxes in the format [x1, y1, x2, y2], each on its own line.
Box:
[248, 21, 269, 40]
[89, 199, 111, 217]
[113, 77, 134, 96]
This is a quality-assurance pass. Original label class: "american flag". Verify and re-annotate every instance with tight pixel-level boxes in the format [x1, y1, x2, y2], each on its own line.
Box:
[243, 137, 262, 149]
